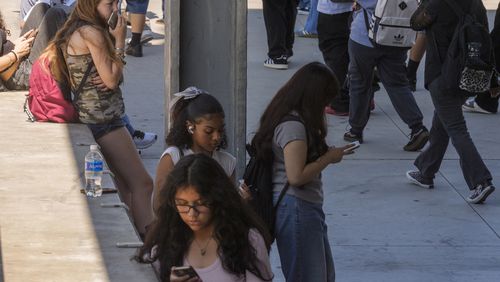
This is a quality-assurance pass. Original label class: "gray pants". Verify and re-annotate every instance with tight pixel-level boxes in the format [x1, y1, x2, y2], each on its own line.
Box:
[347, 39, 424, 135]
[414, 77, 492, 190]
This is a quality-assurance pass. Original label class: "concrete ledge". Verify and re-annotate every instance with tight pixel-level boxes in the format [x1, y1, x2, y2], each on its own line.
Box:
[0, 91, 156, 281]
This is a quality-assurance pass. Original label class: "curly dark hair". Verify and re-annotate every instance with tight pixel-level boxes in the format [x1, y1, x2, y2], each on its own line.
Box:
[251, 62, 339, 162]
[166, 93, 228, 150]
[135, 154, 273, 282]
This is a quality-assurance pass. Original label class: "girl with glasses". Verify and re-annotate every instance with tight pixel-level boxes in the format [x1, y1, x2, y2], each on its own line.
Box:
[136, 154, 273, 282]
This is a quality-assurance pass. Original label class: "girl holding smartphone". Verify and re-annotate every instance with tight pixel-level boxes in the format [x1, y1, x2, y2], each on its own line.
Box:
[137, 154, 273, 282]
[250, 62, 353, 281]
[41, 0, 153, 237]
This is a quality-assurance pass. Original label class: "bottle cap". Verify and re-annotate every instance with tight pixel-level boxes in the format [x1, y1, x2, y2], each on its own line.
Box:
[90, 144, 99, 151]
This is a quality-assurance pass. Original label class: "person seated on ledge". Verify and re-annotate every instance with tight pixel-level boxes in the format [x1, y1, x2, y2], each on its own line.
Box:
[0, 4, 66, 91]
[136, 154, 274, 282]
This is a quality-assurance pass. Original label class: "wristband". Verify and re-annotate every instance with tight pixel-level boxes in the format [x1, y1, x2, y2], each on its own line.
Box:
[9, 51, 18, 62]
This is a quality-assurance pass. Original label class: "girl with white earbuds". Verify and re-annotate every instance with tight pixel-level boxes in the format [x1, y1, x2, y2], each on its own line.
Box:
[153, 87, 236, 212]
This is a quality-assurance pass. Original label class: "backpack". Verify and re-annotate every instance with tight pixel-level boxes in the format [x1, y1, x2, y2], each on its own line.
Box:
[243, 115, 304, 243]
[24, 57, 93, 123]
[439, 0, 496, 97]
[362, 0, 419, 48]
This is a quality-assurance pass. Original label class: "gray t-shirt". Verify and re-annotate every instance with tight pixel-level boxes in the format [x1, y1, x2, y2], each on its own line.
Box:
[272, 120, 323, 204]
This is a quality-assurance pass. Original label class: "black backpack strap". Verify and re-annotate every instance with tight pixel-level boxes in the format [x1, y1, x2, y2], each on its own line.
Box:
[362, 7, 371, 35]
[72, 61, 94, 102]
[273, 182, 290, 209]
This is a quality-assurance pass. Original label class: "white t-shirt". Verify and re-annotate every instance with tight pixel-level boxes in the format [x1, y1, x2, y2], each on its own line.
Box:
[160, 146, 236, 177]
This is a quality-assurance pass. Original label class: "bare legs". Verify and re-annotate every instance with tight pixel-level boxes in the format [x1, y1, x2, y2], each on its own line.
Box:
[96, 127, 153, 235]
[129, 13, 146, 34]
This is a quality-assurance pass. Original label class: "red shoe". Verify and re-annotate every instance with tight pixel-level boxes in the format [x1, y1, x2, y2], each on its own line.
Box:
[370, 99, 375, 111]
[325, 106, 349, 116]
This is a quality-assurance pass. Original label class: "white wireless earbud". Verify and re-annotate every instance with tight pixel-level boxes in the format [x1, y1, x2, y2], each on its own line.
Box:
[188, 126, 194, 134]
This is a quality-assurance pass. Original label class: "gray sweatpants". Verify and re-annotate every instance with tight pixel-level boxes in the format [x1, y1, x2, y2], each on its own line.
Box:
[347, 39, 424, 135]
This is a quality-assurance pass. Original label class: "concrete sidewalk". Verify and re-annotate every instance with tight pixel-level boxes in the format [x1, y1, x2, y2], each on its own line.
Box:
[1, 0, 500, 281]
[247, 1, 500, 281]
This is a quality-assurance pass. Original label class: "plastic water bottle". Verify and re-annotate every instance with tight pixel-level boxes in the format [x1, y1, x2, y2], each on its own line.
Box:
[84, 145, 103, 197]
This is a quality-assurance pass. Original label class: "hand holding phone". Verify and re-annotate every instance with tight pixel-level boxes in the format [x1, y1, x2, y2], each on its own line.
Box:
[107, 11, 119, 30]
[171, 266, 200, 281]
[108, 11, 127, 45]
[343, 141, 360, 153]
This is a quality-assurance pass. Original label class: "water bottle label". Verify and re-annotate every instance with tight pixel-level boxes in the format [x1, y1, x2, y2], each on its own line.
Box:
[86, 160, 103, 172]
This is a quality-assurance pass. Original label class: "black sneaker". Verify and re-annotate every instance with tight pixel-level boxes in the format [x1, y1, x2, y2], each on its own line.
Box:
[264, 55, 288, 70]
[126, 43, 143, 57]
[406, 170, 434, 189]
[344, 131, 363, 143]
[409, 78, 417, 92]
[404, 127, 429, 151]
[467, 181, 495, 204]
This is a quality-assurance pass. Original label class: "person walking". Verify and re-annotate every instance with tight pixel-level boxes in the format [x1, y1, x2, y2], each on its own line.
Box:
[462, 0, 500, 115]
[406, 0, 495, 204]
[344, 0, 429, 152]
[317, 0, 353, 115]
[262, 0, 297, 70]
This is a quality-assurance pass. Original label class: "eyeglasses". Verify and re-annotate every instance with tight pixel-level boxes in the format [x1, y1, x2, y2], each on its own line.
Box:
[175, 203, 210, 214]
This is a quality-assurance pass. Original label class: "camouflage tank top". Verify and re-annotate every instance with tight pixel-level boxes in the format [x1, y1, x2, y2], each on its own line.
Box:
[66, 53, 125, 124]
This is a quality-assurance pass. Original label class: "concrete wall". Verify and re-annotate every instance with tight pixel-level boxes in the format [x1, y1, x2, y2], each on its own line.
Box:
[165, 0, 247, 177]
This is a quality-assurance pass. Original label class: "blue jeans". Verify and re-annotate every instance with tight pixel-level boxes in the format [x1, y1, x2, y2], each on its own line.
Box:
[303, 0, 318, 34]
[414, 77, 492, 190]
[125, 0, 150, 14]
[274, 193, 335, 282]
[121, 114, 135, 136]
[348, 40, 424, 135]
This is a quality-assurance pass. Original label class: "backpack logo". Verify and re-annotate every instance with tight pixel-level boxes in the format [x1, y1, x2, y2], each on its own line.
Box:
[364, 0, 418, 48]
[394, 34, 405, 41]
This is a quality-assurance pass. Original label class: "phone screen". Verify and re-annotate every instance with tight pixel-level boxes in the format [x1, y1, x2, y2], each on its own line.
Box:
[173, 266, 199, 279]
[107, 11, 118, 29]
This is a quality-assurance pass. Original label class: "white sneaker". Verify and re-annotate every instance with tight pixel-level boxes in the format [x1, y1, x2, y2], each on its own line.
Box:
[462, 98, 494, 114]
[133, 130, 157, 149]
[126, 29, 154, 45]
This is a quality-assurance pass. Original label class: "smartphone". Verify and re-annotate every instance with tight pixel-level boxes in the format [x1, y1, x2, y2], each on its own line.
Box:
[344, 141, 361, 153]
[107, 11, 119, 29]
[172, 266, 200, 279]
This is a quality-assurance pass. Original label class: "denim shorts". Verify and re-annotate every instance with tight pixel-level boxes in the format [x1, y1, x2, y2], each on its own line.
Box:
[125, 0, 149, 14]
[87, 118, 126, 140]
